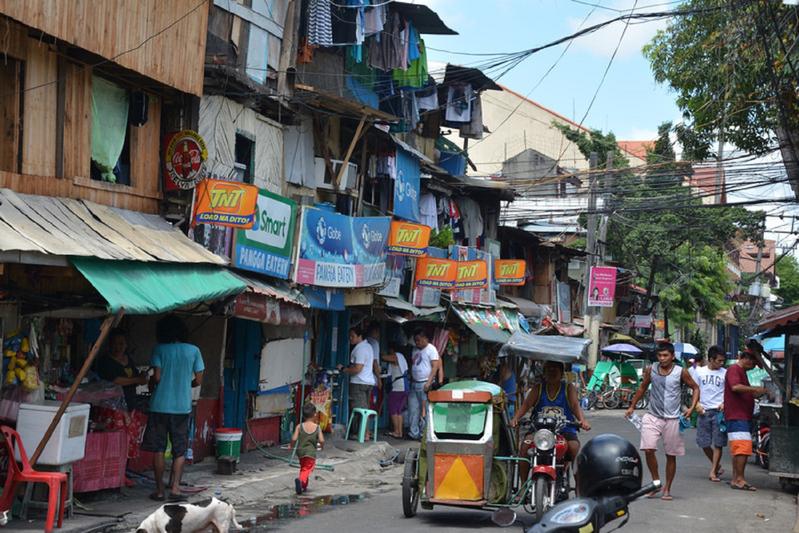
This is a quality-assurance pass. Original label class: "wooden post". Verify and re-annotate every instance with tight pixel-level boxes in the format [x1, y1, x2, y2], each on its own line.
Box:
[30, 309, 124, 466]
[333, 116, 367, 191]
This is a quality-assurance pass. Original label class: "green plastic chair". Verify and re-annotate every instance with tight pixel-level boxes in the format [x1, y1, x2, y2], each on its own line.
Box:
[346, 408, 378, 443]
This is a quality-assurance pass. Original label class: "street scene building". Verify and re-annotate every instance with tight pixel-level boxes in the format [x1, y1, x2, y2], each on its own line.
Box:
[0, 1, 797, 532]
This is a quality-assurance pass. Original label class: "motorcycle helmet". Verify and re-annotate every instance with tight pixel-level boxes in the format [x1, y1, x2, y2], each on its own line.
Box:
[576, 434, 642, 497]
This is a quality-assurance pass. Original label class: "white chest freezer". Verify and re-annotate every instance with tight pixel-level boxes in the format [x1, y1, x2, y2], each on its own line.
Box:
[16, 401, 90, 465]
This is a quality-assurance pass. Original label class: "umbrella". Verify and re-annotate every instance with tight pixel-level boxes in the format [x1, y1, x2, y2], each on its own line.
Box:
[602, 343, 642, 354]
[499, 331, 591, 364]
[673, 342, 698, 356]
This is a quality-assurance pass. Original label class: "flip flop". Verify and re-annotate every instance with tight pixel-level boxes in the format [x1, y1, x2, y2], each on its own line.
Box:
[731, 483, 757, 491]
[646, 488, 662, 499]
[149, 493, 165, 502]
[661, 494, 674, 501]
[168, 493, 188, 502]
[709, 476, 721, 482]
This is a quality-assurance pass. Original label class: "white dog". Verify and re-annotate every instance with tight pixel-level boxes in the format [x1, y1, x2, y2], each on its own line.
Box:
[136, 497, 244, 533]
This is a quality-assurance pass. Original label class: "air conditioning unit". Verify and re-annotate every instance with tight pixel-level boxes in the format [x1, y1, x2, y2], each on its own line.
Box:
[314, 158, 358, 191]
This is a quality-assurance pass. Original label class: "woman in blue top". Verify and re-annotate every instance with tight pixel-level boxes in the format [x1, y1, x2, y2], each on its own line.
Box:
[510, 361, 590, 481]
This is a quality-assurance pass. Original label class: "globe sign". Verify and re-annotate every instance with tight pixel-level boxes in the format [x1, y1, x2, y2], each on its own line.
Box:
[315, 217, 327, 246]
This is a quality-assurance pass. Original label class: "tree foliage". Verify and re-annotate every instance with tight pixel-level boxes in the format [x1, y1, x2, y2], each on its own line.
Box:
[557, 123, 765, 326]
[775, 255, 799, 307]
[644, 0, 799, 183]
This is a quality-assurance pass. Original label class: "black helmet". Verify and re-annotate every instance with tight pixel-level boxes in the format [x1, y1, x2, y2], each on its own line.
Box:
[576, 434, 642, 497]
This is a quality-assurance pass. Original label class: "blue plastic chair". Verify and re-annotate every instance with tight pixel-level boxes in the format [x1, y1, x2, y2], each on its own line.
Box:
[346, 408, 378, 443]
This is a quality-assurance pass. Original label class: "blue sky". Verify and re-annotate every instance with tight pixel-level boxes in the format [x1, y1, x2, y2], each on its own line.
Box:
[420, 0, 682, 141]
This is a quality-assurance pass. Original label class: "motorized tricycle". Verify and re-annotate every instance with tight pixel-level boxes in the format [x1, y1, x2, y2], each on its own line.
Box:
[401, 332, 591, 525]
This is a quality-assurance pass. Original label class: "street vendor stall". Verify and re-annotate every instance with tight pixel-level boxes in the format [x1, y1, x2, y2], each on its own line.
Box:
[755, 306, 799, 491]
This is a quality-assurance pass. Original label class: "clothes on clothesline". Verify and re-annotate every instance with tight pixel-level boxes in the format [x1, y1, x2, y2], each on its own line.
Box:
[445, 84, 473, 124]
[307, 0, 333, 47]
[419, 192, 438, 231]
[460, 93, 484, 139]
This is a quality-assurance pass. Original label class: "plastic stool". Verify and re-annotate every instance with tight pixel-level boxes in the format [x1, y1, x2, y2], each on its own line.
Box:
[346, 408, 378, 443]
[21, 463, 73, 520]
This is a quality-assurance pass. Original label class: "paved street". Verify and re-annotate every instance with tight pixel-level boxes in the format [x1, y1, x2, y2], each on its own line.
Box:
[270, 410, 796, 533]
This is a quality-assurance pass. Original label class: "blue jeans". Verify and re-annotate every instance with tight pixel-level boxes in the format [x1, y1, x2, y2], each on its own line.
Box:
[408, 382, 427, 439]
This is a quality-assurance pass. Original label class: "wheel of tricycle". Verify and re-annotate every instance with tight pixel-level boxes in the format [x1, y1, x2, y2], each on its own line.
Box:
[533, 476, 551, 523]
[402, 449, 420, 518]
[603, 390, 621, 410]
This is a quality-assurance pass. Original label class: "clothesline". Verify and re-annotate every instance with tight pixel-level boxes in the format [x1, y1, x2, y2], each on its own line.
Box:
[328, 0, 396, 7]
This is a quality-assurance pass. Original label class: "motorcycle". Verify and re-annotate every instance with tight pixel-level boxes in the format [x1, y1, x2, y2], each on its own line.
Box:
[527, 479, 661, 533]
[752, 401, 774, 469]
[522, 413, 574, 522]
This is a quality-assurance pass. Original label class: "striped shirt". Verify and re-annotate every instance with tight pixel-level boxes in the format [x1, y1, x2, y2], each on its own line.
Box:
[648, 363, 683, 419]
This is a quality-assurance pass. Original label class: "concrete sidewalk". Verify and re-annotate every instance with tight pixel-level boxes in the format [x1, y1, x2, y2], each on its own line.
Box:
[1, 437, 403, 532]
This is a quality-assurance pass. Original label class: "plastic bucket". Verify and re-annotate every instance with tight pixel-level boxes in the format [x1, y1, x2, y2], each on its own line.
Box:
[215, 428, 242, 461]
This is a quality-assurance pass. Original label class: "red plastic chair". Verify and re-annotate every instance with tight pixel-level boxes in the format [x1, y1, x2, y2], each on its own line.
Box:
[0, 425, 67, 533]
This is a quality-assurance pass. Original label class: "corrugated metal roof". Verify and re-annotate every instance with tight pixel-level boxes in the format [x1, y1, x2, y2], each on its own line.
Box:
[0, 189, 225, 264]
[234, 272, 310, 308]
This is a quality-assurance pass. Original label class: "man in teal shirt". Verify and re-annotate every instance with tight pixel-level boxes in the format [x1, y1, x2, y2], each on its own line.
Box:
[142, 315, 204, 502]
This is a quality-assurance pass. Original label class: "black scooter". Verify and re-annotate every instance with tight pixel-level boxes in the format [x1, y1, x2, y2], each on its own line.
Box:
[527, 479, 661, 533]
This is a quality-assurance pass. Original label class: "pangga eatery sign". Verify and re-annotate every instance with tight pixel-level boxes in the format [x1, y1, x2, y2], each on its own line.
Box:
[494, 259, 526, 286]
[164, 130, 208, 190]
[233, 189, 297, 279]
[414, 257, 456, 289]
[193, 179, 259, 229]
[387, 220, 431, 256]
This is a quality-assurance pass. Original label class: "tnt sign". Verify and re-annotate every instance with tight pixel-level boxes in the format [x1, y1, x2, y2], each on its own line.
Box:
[388, 221, 431, 256]
[454, 260, 488, 289]
[193, 179, 259, 229]
[415, 257, 456, 288]
[494, 260, 526, 286]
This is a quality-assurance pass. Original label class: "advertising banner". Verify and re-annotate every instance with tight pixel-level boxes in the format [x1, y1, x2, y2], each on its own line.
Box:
[233, 189, 297, 279]
[393, 148, 421, 222]
[494, 260, 526, 286]
[454, 260, 489, 289]
[588, 266, 617, 308]
[387, 220, 430, 256]
[294, 207, 391, 288]
[414, 257, 457, 288]
[163, 130, 207, 191]
[411, 246, 447, 307]
[193, 179, 258, 229]
[451, 246, 495, 305]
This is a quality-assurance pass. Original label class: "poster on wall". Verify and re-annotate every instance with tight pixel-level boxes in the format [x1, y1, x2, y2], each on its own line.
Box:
[387, 220, 430, 256]
[293, 207, 391, 288]
[587, 266, 617, 308]
[193, 179, 258, 229]
[454, 260, 488, 289]
[378, 256, 405, 298]
[233, 190, 297, 279]
[164, 130, 208, 191]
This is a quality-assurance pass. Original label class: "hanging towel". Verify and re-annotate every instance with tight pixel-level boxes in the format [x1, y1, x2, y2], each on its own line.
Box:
[364, 3, 387, 36]
[307, 0, 333, 47]
[445, 84, 473, 123]
[419, 193, 439, 231]
[460, 94, 484, 139]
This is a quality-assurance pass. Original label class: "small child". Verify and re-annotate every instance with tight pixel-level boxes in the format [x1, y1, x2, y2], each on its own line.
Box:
[291, 403, 324, 495]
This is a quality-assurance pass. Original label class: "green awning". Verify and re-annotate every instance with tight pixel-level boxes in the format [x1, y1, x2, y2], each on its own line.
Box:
[462, 322, 511, 344]
[72, 258, 247, 314]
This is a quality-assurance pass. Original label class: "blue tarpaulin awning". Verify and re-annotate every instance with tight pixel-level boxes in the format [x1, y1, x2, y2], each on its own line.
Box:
[72, 258, 247, 314]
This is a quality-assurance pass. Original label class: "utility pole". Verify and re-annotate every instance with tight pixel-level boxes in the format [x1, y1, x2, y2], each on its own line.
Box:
[584, 152, 599, 369]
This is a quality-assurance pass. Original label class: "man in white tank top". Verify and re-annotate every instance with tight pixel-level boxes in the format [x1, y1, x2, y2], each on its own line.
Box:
[626, 342, 700, 501]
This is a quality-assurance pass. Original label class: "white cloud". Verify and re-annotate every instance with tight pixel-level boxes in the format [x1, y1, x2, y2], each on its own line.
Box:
[567, 0, 668, 59]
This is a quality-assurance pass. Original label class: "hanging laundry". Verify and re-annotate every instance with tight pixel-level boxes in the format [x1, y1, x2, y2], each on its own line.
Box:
[408, 23, 421, 62]
[457, 196, 484, 244]
[445, 84, 473, 123]
[399, 21, 410, 69]
[419, 192, 439, 231]
[460, 93, 484, 139]
[369, 12, 404, 70]
[307, 0, 333, 47]
[376, 152, 397, 181]
[297, 36, 315, 64]
[415, 84, 438, 111]
[393, 39, 428, 89]
[364, 3, 387, 37]
[331, 4, 357, 45]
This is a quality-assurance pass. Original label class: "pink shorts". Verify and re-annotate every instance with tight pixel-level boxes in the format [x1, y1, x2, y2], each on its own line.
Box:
[640, 413, 685, 456]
